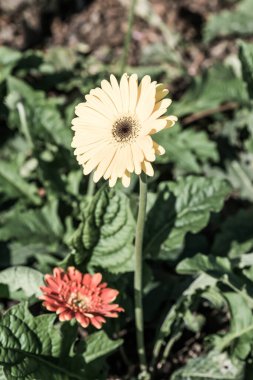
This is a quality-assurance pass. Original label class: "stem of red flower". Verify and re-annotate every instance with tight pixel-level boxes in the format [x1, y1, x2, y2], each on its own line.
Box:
[134, 174, 149, 377]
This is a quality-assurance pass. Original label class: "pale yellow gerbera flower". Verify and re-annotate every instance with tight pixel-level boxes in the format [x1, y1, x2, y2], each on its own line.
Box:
[71, 73, 177, 187]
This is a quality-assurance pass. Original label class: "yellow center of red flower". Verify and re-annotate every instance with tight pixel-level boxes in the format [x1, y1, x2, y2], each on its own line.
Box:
[67, 292, 91, 312]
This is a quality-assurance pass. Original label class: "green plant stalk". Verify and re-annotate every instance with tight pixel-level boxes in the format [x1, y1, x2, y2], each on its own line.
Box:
[16, 101, 34, 150]
[87, 175, 96, 196]
[151, 303, 178, 370]
[134, 174, 148, 375]
[120, 0, 137, 74]
[160, 332, 181, 366]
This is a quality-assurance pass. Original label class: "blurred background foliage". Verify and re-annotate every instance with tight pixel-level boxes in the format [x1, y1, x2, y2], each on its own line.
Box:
[1, 0, 253, 379]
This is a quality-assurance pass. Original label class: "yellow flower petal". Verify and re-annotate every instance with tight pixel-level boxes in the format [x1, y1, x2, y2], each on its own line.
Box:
[125, 145, 134, 173]
[137, 136, 155, 162]
[122, 171, 131, 187]
[101, 79, 122, 113]
[110, 74, 123, 113]
[141, 161, 154, 177]
[120, 73, 130, 113]
[128, 74, 138, 113]
[109, 176, 117, 187]
[136, 81, 156, 121]
[103, 148, 121, 180]
[84, 95, 115, 120]
[140, 118, 167, 135]
[153, 141, 165, 155]
[131, 143, 143, 175]
[155, 84, 169, 102]
[93, 147, 116, 183]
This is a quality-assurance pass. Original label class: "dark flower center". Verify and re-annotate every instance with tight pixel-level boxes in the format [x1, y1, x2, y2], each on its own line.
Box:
[112, 115, 139, 143]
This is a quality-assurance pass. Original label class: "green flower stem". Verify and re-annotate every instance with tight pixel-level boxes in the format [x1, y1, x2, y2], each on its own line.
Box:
[16, 101, 34, 150]
[86, 175, 96, 196]
[134, 173, 148, 376]
[120, 0, 137, 74]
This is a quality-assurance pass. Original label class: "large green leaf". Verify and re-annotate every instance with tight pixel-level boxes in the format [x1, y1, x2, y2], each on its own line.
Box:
[171, 351, 245, 380]
[0, 303, 87, 380]
[172, 65, 248, 118]
[225, 159, 253, 203]
[154, 124, 218, 173]
[177, 253, 253, 308]
[84, 331, 123, 363]
[0, 199, 64, 253]
[239, 41, 253, 99]
[152, 273, 218, 366]
[0, 266, 43, 298]
[211, 208, 253, 257]
[177, 253, 232, 276]
[204, 0, 253, 42]
[144, 176, 230, 260]
[0, 160, 40, 205]
[73, 186, 135, 273]
[0, 367, 6, 380]
[221, 293, 253, 359]
[0, 242, 55, 269]
[6, 76, 71, 148]
[0, 47, 21, 83]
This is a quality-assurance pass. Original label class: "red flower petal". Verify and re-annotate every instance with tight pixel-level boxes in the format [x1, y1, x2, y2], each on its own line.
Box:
[82, 273, 92, 287]
[59, 310, 74, 321]
[67, 267, 82, 283]
[91, 273, 102, 287]
[76, 312, 89, 327]
[90, 316, 103, 329]
[101, 288, 118, 302]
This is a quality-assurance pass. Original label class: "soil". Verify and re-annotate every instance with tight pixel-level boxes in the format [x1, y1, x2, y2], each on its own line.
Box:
[0, 0, 242, 76]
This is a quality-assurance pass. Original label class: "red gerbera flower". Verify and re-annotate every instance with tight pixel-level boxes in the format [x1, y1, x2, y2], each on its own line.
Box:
[39, 267, 124, 329]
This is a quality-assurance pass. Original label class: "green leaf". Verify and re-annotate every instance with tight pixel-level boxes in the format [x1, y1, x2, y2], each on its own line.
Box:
[177, 253, 232, 276]
[171, 351, 245, 380]
[225, 160, 253, 202]
[6, 76, 71, 148]
[0, 199, 64, 252]
[204, 0, 253, 43]
[7, 76, 44, 107]
[0, 367, 6, 380]
[84, 331, 123, 363]
[0, 160, 40, 205]
[0, 267, 43, 298]
[152, 273, 217, 365]
[239, 41, 253, 99]
[154, 124, 219, 173]
[172, 65, 248, 117]
[144, 176, 230, 260]
[0, 47, 21, 83]
[0, 303, 87, 379]
[221, 293, 253, 359]
[43, 47, 78, 72]
[177, 253, 253, 308]
[73, 186, 135, 273]
[183, 309, 205, 333]
[211, 208, 253, 257]
[0, 243, 52, 269]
